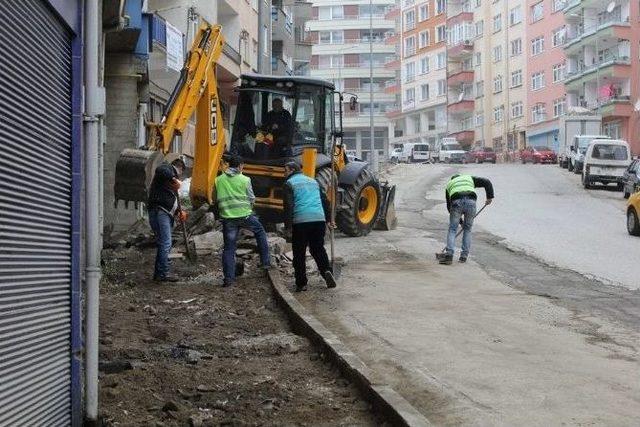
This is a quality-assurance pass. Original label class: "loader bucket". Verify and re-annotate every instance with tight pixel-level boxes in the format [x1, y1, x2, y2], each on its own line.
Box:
[374, 183, 397, 231]
[114, 148, 164, 208]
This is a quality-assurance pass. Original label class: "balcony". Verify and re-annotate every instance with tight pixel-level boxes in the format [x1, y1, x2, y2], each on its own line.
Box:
[448, 129, 474, 143]
[385, 6, 400, 20]
[384, 56, 400, 69]
[385, 104, 402, 119]
[384, 79, 400, 94]
[447, 41, 474, 59]
[564, 17, 631, 51]
[272, 6, 293, 41]
[384, 32, 399, 45]
[402, 99, 416, 112]
[447, 99, 474, 115]
[447, 12, 473, 26]
[272, 57, 293, 76]
[564, 55, 631, 88]
[447, 70, 474, 87]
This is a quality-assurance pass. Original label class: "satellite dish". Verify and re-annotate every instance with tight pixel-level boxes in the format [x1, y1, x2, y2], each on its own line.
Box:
[457, 92, 465, 102]
[634, 99, 640, 112]
[606, 1, 616, 13]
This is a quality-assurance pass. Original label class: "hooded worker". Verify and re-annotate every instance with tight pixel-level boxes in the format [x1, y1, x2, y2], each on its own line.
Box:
[438, 173, 494, 265]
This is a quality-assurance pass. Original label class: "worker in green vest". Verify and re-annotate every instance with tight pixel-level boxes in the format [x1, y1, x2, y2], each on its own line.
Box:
[214, 155, 271, 287]
[438, 174, 494, 265]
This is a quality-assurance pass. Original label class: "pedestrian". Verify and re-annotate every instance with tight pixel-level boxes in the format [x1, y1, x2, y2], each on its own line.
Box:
[283, 161, 337, 292]
[438, 173, 494, 265]
[214, 155, 271, 287]
[147, 157, 188, 282]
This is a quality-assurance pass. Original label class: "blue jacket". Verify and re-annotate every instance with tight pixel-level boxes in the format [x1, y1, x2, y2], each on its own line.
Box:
[284, 172, 330, 226]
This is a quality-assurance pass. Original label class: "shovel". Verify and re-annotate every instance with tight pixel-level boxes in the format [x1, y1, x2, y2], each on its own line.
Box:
[176, 196, 197, 263]
[435, 203, 489, 259]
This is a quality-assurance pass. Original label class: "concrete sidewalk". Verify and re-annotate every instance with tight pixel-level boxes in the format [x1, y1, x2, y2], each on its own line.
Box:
[294, 165, 640, 426]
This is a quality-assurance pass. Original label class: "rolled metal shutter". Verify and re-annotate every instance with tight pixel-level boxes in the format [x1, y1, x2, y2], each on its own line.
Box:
[0, 0, 73, 425]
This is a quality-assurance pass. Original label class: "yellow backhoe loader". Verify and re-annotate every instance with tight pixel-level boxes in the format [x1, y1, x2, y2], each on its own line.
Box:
[114, 22, 396, 236]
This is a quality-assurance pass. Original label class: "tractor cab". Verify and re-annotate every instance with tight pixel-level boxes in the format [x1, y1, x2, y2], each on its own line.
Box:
[231, 74, 336, 164]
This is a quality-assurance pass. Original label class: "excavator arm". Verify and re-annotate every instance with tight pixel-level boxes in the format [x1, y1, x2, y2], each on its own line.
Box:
[114, 22, 226, 208]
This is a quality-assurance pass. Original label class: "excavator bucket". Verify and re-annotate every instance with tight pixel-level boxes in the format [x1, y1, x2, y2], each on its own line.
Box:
[114, 148, 165, 208]
[374, 182, 397, 231]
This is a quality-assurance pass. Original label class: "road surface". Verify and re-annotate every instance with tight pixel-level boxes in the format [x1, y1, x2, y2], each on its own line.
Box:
[296, 163, 640, 426]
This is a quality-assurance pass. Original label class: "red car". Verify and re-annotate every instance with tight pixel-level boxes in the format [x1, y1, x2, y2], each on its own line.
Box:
[520, 146, 557, 164]
[464, 147, 497, 164]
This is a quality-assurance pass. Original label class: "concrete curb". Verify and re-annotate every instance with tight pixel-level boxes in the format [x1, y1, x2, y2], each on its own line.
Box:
[267, 269, 431, 427]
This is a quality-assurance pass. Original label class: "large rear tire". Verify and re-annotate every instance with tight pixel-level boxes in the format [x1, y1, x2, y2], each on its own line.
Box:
[337, 168, 381, 237]
[315, 166, 337, 206]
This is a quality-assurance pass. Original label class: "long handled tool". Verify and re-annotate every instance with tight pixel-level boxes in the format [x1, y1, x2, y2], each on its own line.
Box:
[329, 137, 339, 279]
[436, 203, 489, 258]
[176, 196, 197, 262]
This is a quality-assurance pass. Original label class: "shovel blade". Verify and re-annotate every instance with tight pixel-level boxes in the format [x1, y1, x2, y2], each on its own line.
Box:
[374, 184, 397, 231]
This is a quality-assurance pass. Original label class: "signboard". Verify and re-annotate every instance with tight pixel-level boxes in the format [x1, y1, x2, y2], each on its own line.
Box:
[166, 22, 183, 72]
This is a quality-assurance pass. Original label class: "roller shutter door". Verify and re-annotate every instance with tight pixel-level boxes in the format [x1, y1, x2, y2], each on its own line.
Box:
[0, 0, 74, 425]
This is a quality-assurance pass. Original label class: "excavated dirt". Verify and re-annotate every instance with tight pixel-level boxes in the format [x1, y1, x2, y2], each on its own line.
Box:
[99, 246, 381, 426]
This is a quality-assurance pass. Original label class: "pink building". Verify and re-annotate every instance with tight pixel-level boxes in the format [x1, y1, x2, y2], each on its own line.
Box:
[563, 0, 640, 155]
[526, 0, 568, 150]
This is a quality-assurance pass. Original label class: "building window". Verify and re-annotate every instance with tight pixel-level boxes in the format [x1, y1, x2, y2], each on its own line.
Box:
[493, 45, 502, 62]
[436, 25, 446, 42]
[474, 52, 481, 66]
[404, 61, 415, 82]
[509, 6, 522, 25]
[511, 101, 523, 118]
[532, 103, 546, 123]
[493, 75, 503, 93]
[603, 121, 622, 139]
[476, 80, 484, 97]
[531, 71, 545, 90]
[436, 52, 446, 69]
[420, 57, 430, 74]
[436, 0, 445, 14]
[531, 2, 543, 23]
[494, 105, 504, 122]
[404, 10, 416, 30]
[405, 87, 415, 102]
[531, 36, 544, 55]
[419, 4, 429, 21]
[511, 69, 522, 87]
[552, 62, 565, 83]
[420, 84, 430, 101]
[475, 20, 484, 37]
[493, 14, 502, 32]
[552, 0, 566, 13]
[511, 38, 522, 56]
[553, 98, 565, 117]
[476, 112, 484, 126]
[419, 31, 429, 48]
[404, 36, 416, 56]
[319, 6, 343, 20]
[552, 27, 565, 47]
[437, 79, 446, 96]
[319, 30, 344, 44]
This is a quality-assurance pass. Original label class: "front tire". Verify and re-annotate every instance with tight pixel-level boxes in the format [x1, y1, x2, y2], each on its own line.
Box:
[627, 208, 640, 236]
[337, 168, 381, 237]
[568, 161, 574, 172]
[582, 173, 592, 189]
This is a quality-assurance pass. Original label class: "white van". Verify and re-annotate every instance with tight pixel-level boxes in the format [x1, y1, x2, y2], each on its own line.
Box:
[568, 134, 610, 174]
[582, 139, 631, 189]
[437, 139, 466, 163]
[399, 143, 415, 163]
[412, 143, 430, 162]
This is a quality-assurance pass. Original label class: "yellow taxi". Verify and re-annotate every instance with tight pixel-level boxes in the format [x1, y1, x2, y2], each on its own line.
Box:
[627, 190, 640, 236]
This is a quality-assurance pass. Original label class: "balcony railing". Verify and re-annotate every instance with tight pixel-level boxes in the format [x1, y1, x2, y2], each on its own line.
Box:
[317, 38, 387, 45]
[318, 13, 386, 21]
[565, 54, 630, 82]
[310, 62, 389, 70]
[384, 79, 398, 88]
[565, 16, 630, 45]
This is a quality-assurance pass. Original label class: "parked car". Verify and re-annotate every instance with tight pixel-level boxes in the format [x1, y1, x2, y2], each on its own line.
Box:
[582, 139, 631, 189]
[389, 147, 402, 164]
[622, 159, 640, 198]
[568, 135, 610, 173]
[465, 147, 496, 164]
[627, 190, 640, 236]
[411, 143, 431, 162]
[520, 146, 557, 164]
[437, 141, 466, 163]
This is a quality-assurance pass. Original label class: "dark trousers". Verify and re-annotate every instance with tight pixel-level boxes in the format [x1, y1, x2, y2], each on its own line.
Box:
[292, 221, 331, 288]
[222, 215, 270, 285]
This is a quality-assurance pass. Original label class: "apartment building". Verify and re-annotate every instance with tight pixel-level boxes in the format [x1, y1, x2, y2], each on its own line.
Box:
[563, 0, 639, 154]
[307, 0, 398, 160]
[526, 0, 568, 150]
[390, 0, 448, 150]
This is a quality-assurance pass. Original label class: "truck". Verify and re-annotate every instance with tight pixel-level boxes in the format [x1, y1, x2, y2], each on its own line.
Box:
[557, 110, 602, 168]
[435, 137, 466, 163]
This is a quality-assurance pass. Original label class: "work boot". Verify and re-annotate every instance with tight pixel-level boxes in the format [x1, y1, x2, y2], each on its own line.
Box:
[438, 254, 453, 265]
[154, 275, 180, 283]
[221, 280, 235, 288]
[459, 255, 468, 263]
[323, 271, 337, 289]
[435, 251, 447, 260]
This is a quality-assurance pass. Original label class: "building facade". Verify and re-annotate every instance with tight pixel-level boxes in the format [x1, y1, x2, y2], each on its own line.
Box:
[390, 0, 448, 151]
[526, 0, 568, 150]
[307, 0, 398, 161]
[563, 0, 639, 154]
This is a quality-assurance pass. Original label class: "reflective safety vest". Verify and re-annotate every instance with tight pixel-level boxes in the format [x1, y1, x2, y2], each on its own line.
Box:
[215, 173, 253, 219]
[287, 172, 326, 224]
[446, 174, 475, 197]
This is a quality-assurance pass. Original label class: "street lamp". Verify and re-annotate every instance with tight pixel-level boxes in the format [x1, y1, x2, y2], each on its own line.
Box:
[368, 0, 376, 173]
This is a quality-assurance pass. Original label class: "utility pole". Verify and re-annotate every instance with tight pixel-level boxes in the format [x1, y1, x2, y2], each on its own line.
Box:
[369, 0, 377, 173]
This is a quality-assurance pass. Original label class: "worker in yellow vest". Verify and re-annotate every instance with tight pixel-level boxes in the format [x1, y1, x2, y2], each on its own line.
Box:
[438, 174, 494, 265]
[214, 155, 271, 287]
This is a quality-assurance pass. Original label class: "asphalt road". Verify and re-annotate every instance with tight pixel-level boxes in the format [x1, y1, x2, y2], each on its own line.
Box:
[295, 163, 640, 426]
